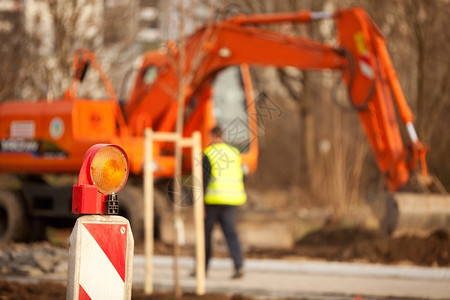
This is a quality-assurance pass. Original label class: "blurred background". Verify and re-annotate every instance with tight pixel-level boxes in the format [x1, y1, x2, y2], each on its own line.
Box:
[1, 0, 449, 219]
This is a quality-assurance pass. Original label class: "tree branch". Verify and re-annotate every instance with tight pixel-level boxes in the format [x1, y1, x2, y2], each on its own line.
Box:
[425, 59, 450, 141]
[276, 68, 301, 101]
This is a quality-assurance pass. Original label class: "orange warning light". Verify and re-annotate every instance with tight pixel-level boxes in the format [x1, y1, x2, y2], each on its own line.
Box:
[72, 144, 129, 214]
[90, 146, 128, 194]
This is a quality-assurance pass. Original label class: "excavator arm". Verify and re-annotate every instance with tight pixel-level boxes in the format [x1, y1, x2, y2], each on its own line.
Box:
[125, 7, 428, 191]
[335, 8, 428, 191]
[66, 48, 129, 137]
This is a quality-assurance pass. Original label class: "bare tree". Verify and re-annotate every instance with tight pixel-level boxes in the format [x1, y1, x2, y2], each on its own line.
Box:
[1, 0, 139, 103]
[0, 4, 26, 102]
[368, 0, 450, 188]
[233, 0, 369, 216]
[403, 0, 450, 143]
[161, 0, 218, 297]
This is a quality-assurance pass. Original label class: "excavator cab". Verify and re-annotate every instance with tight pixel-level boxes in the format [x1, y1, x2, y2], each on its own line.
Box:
[208, 65, 259, 174]
[123, 44, 259, 177]
[211, 66, 252, 153]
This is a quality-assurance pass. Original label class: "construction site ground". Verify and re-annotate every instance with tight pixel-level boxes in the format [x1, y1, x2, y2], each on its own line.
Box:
[1, 215, 449, 300]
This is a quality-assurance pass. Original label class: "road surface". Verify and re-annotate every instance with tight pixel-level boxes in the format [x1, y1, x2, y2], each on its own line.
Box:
[132, 255, 450, 299]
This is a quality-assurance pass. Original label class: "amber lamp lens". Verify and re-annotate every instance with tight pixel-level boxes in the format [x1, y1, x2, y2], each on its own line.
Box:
[90, 146, 128, 194]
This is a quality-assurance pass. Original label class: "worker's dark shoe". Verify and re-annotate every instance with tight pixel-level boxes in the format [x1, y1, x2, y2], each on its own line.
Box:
[231, 268, 244, 279]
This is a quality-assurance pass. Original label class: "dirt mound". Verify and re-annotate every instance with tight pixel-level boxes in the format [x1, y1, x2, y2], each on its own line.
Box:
[250, 227, 450, 266]
[386, 230, 450, 266]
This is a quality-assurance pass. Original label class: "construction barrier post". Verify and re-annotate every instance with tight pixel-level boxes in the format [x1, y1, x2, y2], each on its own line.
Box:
[143, 130, 205, 295]
[192, 131, 205, 295]
[144, 128, 154, 294]
[67, 144, 134, 300]
[67, 215, 134, 300]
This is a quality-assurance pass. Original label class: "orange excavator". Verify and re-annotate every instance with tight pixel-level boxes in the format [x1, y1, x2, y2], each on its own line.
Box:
[0, 7, 447, 241]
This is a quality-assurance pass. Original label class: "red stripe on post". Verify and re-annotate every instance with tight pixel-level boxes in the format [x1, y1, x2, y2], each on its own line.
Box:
[79, 285, 92, 300]
[83, 223, 127, 281]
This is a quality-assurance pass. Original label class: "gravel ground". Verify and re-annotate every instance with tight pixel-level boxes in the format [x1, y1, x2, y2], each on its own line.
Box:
[1, 226, 449, 299]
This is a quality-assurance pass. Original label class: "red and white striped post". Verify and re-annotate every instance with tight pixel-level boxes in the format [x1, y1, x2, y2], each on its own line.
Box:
[67, 215, 134, 299]
[67, 144, 134, 300]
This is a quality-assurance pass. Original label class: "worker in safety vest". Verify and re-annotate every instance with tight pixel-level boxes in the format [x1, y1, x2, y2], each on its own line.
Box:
[202, 126, 246, 279]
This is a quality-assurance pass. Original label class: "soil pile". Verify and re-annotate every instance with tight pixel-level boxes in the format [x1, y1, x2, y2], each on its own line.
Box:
[250, 227, 450, 266]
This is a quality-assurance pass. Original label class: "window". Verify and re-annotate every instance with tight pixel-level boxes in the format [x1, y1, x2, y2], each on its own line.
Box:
[212, 67, 251, 153]
[143, 65, 158, 85]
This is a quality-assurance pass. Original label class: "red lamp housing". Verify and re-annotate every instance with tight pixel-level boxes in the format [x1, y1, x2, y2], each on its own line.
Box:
[72, 144, 129, 214]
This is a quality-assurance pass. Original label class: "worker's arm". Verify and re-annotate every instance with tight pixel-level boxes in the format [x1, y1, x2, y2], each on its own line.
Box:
[202, 155, 211, 195]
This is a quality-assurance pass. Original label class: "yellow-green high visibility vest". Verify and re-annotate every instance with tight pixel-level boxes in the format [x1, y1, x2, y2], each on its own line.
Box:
[204, 143, 247, 206]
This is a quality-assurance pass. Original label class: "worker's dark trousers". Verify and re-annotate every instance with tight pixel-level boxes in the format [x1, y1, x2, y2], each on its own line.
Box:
[204, 204, 243, 272]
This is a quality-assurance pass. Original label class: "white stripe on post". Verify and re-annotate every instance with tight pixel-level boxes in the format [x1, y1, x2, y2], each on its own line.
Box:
[79, 224, 125, 299]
